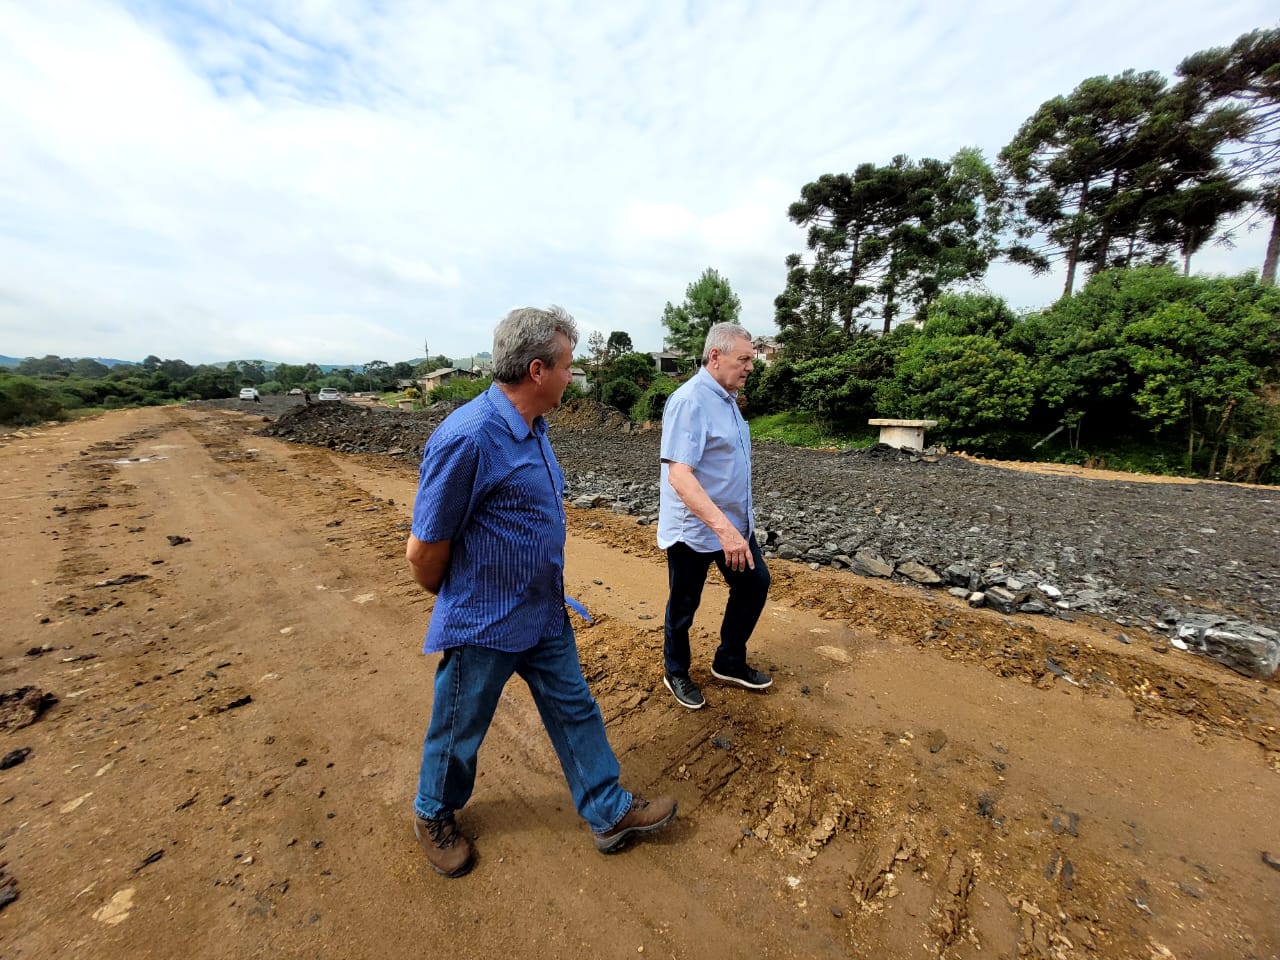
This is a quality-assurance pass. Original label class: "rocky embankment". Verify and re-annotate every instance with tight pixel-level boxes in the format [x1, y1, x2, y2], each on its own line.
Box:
[243, 397, 1280, 677]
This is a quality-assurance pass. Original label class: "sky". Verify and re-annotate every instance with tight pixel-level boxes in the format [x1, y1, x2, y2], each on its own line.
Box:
[1, 1, 1276, 366]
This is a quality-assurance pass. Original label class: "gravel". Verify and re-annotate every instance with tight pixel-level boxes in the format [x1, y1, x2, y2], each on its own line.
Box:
[237, 397, 1280, 646]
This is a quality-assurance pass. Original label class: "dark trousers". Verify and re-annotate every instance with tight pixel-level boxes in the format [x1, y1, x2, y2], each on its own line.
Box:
[663, 535, 770, 676]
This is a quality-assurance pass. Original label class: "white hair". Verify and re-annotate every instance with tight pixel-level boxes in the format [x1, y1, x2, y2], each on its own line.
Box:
[702, 322, 752, 363]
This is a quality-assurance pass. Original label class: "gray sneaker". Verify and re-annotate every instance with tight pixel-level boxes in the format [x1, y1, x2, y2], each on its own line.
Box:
[711, 664, 773, 690]
[663, 672, 705, 709]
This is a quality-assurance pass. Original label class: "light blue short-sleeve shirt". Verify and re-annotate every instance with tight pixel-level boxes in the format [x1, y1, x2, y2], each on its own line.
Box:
[657, 366, 754, 553]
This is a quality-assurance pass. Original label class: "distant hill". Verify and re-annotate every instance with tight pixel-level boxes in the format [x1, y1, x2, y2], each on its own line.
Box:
[1, 354, 133, 368]
[1, 356, 465, 372]
[211, 361, 387, 373]
[0, 356, 379, 372]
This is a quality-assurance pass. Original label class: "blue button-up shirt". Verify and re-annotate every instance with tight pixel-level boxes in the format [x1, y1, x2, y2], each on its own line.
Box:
[411, 384, 567, 653]
[657, 366, 754, 553]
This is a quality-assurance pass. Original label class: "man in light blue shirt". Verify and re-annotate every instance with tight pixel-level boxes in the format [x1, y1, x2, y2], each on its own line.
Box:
[406, 306, 676, 877]
[657, 323, 772, 710]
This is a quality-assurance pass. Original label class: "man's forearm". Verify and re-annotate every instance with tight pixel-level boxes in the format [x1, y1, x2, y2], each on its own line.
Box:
[665, 463, 738, 539]
[666, 462, 753, 570]
[406, 534, 452, 594]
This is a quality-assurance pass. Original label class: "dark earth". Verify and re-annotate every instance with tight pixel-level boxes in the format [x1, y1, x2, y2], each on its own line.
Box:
[253, 394, 1280, 668]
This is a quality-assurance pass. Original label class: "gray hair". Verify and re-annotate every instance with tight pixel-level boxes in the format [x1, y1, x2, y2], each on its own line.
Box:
[701, 322, 752, 363]
[491, 305, 580, 384]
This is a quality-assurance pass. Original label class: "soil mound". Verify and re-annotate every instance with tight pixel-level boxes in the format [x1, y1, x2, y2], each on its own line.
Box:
[546, 398, 634, 432]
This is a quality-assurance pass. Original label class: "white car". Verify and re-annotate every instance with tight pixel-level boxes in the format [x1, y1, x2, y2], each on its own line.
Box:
[317, 387, 342, 401]
[238, 387, 260, 401]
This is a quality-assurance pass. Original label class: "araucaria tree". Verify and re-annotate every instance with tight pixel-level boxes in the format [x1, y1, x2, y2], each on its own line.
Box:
[1000, 69, 1252, 295]
[777, 149, 1001, 347]
[605, 331, 633, 360]
[1177, 28, 1280, 285]
[660, 268, 742, 362]
[586, 330, 608, 400]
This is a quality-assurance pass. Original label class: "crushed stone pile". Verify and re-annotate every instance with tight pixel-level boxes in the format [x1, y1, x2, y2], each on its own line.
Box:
[242, 397, 1280, 676]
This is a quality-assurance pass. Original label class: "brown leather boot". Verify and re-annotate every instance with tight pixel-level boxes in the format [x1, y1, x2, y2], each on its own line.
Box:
[413, 813, 475, 877]
[593, 795, 677, 853]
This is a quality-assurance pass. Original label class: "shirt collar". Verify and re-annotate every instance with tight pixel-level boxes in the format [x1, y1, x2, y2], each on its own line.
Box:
[695, 364, 735, 400]
[486, 382, 545, 439]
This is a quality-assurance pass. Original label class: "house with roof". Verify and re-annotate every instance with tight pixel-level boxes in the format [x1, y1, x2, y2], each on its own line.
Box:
[752, 337, 781, 365]
[650, 348, 685, 375]
[454, 353, 494, 377]
[418, 366, 476, 393]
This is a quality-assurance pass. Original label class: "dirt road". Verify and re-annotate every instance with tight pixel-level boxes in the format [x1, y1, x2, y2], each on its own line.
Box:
[1, 405, 1277, 959]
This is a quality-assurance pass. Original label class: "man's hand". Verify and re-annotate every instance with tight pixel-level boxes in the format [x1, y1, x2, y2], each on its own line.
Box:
[718, 527, 753, 572]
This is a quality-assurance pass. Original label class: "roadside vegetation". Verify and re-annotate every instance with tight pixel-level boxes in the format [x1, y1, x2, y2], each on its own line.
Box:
[0, 354, 454, 427]
[756, 273, 1280, 482]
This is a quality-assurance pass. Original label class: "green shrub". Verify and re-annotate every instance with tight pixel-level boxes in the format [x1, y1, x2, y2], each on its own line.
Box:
[608, 353, 657, 390]
[0, 375, 66, 425]
[631, 377, 680, 422]
[601, 378, 642, 414]
[879, 333, 1035, 452]
[428, 376, 491, 404]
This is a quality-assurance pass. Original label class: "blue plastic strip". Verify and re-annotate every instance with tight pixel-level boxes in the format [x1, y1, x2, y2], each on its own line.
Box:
[564, 594, 593, 623]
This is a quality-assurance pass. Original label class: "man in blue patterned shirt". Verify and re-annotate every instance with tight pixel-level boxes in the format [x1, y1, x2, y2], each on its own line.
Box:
[406, 306, 676, 877]
[657, 322, 772, 710]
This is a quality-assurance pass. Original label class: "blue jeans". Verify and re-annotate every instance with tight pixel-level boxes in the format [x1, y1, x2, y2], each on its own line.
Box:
[663, 535, 770, 676]
[414, 614, 632, 834]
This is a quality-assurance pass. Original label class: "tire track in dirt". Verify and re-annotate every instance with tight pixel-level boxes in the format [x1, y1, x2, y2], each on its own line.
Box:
[574, 509, 1280, 759]
[282, 415, 1280, 960]
[563, 509, 1280, 959]
[6, 406, 1278, 960]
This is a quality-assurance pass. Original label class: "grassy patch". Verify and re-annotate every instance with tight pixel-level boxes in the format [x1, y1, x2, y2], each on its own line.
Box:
[748, 411, 873, 450]
[1046, 440, 1203, 478]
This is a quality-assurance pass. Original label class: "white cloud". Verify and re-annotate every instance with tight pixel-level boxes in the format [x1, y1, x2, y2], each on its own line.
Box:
[0, 0, 1275, 363]
[619, 201, 699, 241]
[335, 244, 462, 289]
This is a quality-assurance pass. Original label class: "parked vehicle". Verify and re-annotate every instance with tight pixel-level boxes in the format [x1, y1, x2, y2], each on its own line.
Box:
[317, 387, 341, 402]
[239, 387, 260, 402]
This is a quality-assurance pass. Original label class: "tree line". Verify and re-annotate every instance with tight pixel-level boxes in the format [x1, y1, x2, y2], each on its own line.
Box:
[631, 27, 1279, 482]
[0, 353, 456, 426]
[757, 269, 1279, 482]
[776, 27, 1278, 353]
